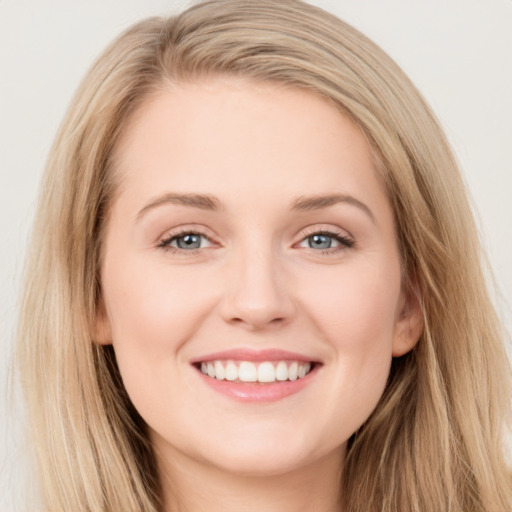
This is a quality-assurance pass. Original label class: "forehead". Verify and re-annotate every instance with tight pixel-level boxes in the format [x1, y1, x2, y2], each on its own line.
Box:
[112, 79, 388, 218]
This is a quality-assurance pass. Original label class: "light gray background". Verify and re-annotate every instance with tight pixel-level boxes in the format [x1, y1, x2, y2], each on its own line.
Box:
[1, 1, 511, 509]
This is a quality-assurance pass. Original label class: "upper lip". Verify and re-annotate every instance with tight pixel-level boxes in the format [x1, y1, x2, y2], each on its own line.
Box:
[190, 348, 321, 364]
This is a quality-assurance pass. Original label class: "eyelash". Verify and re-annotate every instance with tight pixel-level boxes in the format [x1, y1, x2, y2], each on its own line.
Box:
[299, 229, 355, 254]
[158, 229, 210, 256]
[158, 228, 355, 256]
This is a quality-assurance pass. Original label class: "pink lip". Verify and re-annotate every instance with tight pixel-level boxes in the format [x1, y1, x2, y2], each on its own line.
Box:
[190, 348, 318, 364]
[190, 348, 321, 403]
[195, 365, 319, 402]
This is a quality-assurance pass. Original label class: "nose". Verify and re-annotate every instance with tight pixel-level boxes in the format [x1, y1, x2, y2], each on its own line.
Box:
[220, 245, 296, 331]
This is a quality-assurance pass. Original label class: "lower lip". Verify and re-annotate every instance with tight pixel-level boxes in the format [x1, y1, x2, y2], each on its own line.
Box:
[195, 365, 318, 402]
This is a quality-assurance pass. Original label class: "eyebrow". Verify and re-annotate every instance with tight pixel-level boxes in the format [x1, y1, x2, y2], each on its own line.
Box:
[137, 193, 223, 219]
[137, 192, 375, 223]
[291, 194, 375, 223]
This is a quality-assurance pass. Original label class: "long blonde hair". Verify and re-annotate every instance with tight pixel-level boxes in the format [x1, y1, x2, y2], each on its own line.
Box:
[17, 1, 511, 510]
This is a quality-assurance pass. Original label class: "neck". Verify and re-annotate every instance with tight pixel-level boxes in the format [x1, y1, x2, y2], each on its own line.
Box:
[156, 444, 344, 512]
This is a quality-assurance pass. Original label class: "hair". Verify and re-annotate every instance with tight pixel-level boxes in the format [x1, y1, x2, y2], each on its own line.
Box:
[16, 0, 511, 510]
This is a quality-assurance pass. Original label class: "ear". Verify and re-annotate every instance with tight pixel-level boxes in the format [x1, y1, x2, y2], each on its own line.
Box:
[392, 287, 424, 357]
[93, 296, 113, 345]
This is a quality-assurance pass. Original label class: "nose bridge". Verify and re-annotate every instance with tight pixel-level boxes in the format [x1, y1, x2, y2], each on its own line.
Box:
[221, 233, 294, 330]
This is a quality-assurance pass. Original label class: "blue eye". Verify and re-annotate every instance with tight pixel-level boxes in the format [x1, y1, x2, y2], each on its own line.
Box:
[175, 234, 202, 249]
[159, 229, 353, 255]
[160, 232, 212, 251]
[308, 233, 336, 249]
[298, 231, 354, 252]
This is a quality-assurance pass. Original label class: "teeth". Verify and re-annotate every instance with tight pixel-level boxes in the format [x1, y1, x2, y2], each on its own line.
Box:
[275, 361, 288, 381]
[199, 360, 313, 383]
[214, 360, 226, 380]
[225, 361, 238, 381]
[239, 362, 257, 382]
[288, 362, 298, 381]
[257, 362, 275, 383]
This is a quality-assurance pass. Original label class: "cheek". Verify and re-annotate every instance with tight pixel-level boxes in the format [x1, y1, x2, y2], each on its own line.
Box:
[305, 261, 401, 349]
[300, 259, 401, 422]
[105, 258, 214, 330]
[100, 256, 227, 435]
[101, 256, 219, 380]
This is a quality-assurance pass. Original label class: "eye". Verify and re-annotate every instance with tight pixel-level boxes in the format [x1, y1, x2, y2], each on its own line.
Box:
[159, 231, 213, 251]
[297, 230, 354, 252]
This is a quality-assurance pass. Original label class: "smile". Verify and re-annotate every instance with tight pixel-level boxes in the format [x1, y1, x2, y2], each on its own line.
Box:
[191, 349, 321, 402]
[198, 360, 313, 383]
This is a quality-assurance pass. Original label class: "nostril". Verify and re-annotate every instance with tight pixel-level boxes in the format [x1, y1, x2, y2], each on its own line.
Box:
[220, 278, 296, 330]
[226, 311, 293, 331]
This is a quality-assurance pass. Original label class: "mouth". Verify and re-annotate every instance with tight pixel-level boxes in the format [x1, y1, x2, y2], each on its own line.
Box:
[194, 359, 316, 384]
[191, 349, 321, 402]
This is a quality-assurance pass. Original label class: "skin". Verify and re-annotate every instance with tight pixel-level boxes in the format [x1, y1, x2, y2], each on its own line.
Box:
[96, 79, 423, 512]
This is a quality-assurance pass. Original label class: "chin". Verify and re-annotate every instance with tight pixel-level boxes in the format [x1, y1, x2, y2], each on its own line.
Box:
[204, 449, 314, 477]
[193, 429, 340, 477]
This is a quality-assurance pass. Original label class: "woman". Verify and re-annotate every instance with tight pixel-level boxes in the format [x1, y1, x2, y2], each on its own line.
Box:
[16, 0, 511, 510]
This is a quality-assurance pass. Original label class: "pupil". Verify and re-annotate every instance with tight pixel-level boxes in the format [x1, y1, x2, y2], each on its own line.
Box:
[310, 234, 331, 249]
[178, 234, 200, 249]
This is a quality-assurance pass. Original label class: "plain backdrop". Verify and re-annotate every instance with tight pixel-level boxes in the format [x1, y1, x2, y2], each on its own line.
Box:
[1, 0, 511, 509]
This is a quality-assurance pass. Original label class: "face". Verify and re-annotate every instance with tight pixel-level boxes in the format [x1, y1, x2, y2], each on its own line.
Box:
[97, 79, 422, 477]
